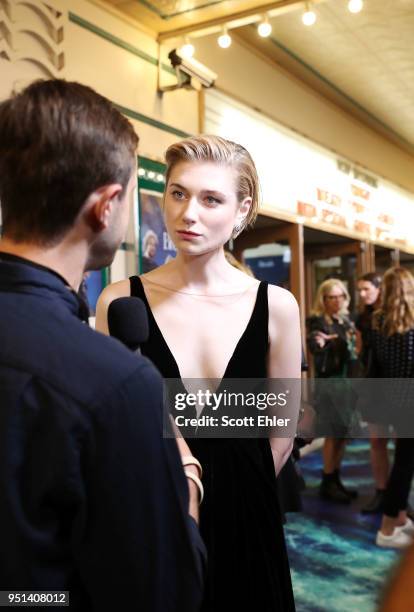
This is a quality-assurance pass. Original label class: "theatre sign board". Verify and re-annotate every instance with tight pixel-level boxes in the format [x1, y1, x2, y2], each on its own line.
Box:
[204, 90, 414, 254]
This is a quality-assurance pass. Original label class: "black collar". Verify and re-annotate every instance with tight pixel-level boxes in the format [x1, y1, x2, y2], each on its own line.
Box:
[0, 252, 90, 323]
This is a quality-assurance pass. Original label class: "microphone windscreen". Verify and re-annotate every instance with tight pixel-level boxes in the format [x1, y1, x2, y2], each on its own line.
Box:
[108, 297, 149, 350]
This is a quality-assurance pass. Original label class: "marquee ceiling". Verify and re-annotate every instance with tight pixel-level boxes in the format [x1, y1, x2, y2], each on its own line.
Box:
[101, 0, 414, 154]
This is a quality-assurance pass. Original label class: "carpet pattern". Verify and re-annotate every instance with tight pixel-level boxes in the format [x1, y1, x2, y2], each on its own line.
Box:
[285, 441, 410, 612]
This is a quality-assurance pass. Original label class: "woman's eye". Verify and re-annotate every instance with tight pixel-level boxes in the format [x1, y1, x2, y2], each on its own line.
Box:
[172, 190, 185, 199]
[205, 196, 221, 206]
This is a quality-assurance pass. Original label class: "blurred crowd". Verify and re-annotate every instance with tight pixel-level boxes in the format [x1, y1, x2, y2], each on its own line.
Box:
[305, 267, 414, 550]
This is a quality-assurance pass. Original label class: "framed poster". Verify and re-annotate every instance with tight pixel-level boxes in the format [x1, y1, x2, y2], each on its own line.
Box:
[139, 189, 176, 273]
[83, 270, 105, 316]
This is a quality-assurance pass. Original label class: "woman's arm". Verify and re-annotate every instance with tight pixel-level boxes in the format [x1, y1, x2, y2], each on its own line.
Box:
[95, 280, 130, 335]
[307, 316, 338, 352]
[175, 433, 201, 524]
[267, 285, 302, 475]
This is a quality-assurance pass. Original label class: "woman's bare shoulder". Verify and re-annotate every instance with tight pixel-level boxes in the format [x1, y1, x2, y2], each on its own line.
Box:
[98, 278, 131, 305]
[267, 285, 300, 339]
[95, 279, 131, 334]
[267, 284, 299, 315]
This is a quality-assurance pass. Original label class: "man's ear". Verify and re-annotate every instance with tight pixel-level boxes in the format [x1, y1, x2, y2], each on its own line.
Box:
[85, 184, 123, 231]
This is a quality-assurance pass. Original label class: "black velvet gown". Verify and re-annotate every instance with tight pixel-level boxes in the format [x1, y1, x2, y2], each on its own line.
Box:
[130, 276, 296, 612]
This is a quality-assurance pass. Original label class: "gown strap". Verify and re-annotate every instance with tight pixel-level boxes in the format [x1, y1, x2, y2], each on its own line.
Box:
[240, 280, 269, 349]
[252, 280, 269, 332]
[129, 275, 144, 300]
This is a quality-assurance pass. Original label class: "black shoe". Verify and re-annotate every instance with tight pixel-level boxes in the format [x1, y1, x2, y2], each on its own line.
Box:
[334, 470, 359, 500]
[319, 477, 352, 504]
[361, 490, 385, 514]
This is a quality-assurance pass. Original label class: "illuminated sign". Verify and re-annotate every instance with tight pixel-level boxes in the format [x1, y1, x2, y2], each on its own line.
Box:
[205, 90, 414, 253]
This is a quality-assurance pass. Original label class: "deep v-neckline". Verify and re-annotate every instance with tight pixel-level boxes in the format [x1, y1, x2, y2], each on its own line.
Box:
[137, 277, 263, 384]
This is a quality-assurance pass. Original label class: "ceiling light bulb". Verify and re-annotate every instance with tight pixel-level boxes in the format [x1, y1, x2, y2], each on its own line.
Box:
[179, 40, 195, 58]
[258, 17, 272, 38]
[218, 28, 232, 49]
[302, 8, 316, 26]
[348, 0, 363, 13]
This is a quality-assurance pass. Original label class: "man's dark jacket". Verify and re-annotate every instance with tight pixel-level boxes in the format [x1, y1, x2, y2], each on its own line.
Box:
[0, 256, 205, 610]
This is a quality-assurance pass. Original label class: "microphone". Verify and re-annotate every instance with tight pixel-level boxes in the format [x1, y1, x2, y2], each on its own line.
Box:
[108, 297, 149, 352]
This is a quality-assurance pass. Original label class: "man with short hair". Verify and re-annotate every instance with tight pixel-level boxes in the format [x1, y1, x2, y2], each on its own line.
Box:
[0, 80, 204, 610]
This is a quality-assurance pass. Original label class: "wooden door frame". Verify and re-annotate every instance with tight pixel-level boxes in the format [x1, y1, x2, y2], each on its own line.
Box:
[234, 222, 306, 343]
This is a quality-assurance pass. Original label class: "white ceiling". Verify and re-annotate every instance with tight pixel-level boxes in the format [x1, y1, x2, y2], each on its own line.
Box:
[261, 0, 414, 149]
[101, 0, 414, 153]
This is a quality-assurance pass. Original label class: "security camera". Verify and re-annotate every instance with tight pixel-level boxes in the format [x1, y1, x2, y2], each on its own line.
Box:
[165, 49, 217, 91]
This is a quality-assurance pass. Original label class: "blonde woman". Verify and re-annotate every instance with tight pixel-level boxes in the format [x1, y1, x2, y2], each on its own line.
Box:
[371, 267, 414, 548]
[307, 278, 358, 503]
[96, 136, 301, 611]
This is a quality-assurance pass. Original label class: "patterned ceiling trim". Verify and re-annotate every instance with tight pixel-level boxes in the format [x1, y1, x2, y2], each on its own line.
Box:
[137, 0, 227, 20]
[1, 0, 65, 79]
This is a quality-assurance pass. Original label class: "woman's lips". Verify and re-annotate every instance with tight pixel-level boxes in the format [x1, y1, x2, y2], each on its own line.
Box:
[176, 230, 201, 238]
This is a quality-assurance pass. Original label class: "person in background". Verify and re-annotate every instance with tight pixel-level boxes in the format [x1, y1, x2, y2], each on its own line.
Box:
[355, 272, 382, 366]
[355, 272, 389, 514]
[97, 135, 302, 612]
[372, 268, 414, 548]
[307, 278, 358, 504]
[0, 79, 205, 610]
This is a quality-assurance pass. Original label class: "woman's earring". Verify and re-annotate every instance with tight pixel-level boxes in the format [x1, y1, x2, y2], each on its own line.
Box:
[232, 223, 243, 239]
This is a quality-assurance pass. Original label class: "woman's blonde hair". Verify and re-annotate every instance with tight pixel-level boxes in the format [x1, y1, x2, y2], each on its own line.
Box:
[164, 135, 260, 237]
[311, 278, 350, 319]
[373, 267, 414, 336]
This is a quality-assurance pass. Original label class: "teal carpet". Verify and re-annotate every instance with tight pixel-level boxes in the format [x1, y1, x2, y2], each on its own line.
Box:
[285, 441, 410, 612]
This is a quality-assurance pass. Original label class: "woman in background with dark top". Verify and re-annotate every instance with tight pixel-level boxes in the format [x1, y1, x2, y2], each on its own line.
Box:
[355, 272, 389, 514]
[97, 135, 301, 611]
[372, 267, 414, 548]
[355, 272, 382, 367]
[307, 278, 358, 504]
